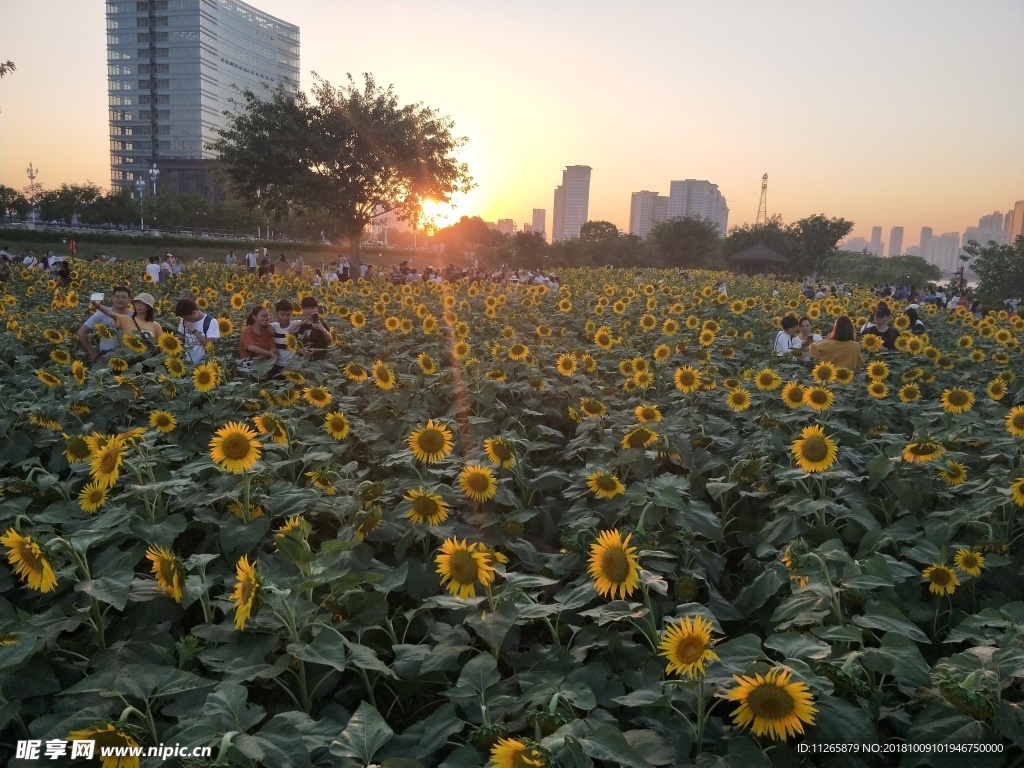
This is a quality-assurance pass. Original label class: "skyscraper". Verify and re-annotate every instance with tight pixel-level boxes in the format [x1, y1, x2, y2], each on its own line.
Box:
[888, 227, 903, 257]
[870, 227, 884, 257]
[666, 180, 729, 235]
[532, 209, 546, 240]
[1011, 200, 1024, 242]
[551, 166, 592, 242]
[629, 191, 668, 238]
[920, 227, 933, 258]
[106, 0, 299, 199]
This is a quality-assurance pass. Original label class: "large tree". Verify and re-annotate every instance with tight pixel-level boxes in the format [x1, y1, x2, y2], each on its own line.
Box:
[963, 236, 1024, 308]
[648, 216, 721, 268]
[789, 214, 854, 278]
[211, 74, 473, 272]
[0, 185, 30, 221]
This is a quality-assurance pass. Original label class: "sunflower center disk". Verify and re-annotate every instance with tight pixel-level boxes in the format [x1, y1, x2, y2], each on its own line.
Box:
[414, 497, 438, 518]
[599, 548, 630, 583]
[419, 430, 446, 454]
[449, 551, 480, 585]
[931, 569, 951, 586]
[801, 437, 828, 463]
[674, 636, 707, 665]
[222, 434, 253, 460]
[747, 684, 795, 719]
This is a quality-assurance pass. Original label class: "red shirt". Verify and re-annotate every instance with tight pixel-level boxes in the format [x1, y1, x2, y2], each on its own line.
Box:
[239, 325, 275, 359]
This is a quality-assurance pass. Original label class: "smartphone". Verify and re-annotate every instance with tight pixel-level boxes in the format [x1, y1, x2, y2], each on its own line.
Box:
[90, 292, 104, 302]
[311, 313, 320, 324]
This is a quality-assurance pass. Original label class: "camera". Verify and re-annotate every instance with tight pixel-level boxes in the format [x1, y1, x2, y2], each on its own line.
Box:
[311, 313, 320, 324]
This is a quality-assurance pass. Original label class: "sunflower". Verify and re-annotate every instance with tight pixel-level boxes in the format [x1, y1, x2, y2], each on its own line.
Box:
[43, 329, 64, 343]
[231, 555, 260, 629]
[306, 470, 337, 495]
[903, 440, 945, 464]
[490, 737, 547, 768]
[802, 386, 833, 412]
[1006, 406, 1024, 438]
[303, 385, 332, 407]
[50, 348, 71, 365]
[780, 382, 806, 409]
[726, 387, 752, 412]
[986, 379, 1007, 400]
[867, 381, 888, 399]
[754, 368, 782, 391]
[586, 471, 625, 499]
[193, 363, 219, 392]
[149, 410, 177, 433]
[417, 353, 438, 375]
[588, 529, 641, 600]
[66, 724, 141, 765]
[810, 362, 836, 384]
[937, 460, 968, 486]
[372, 360, 396, 390]
[209, 421, 261, 473]
[78, 480, 109, 514]
[866, 360, 889, 380]
[791, 425, 838, 473]
[555, 353, 577, 376]
[407, 419, 454, 464]
[1010, 477, 1024, 507]
[230, 292, 245, 310]
[71, 360, 87, 385]
[164, 356, 186, 378]
[727, 666, 817, 741]
[156, 332, 183, 356]
[253, 412, 288, 445]
[459, 464, 498, 502]
[403, 487, 450, 525]
[146, 545, 184, 602]
[122, 334, 147, 354]
[344, 361, 369, 381]
[635, 404, 662, 422]
[922, 563, 959, 596]
[659, 615, 720, 678]
[954, 549, 984, 577]
[63, 433, 92, 463]
[861, 334, 883, 353]
[508, 342, 529, 361]
[1, 528, 58, 593]
[653, 344, 671, 362]
[436, 538, 496, 599]
[936, 386, 974, 414]
[36, 369, 62, 387]
[484, 437, 516, 468]
[674, 366, 700, 393]
[90, 435, 127, 488]
[579, 397, 606, 418]
[323, 411, 350, 440]
[452, 340, 471, 359]
[593, 327, 614, 350]
[349, 311, 366, 328]
[833, 367, 854, 385]
[898, 383, 921, 403]
[622, 425, 659, 449]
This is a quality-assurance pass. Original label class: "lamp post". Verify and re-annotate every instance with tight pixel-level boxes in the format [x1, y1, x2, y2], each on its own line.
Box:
[25, 162, 39, 225]
[149, 163, 160, 196]
[135, 177, 146, 231]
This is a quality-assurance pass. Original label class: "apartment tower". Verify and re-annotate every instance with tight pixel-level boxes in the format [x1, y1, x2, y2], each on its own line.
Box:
[551, 166, 592, 242]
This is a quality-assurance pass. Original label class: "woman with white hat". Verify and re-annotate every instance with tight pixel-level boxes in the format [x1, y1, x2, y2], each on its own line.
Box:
[92, 292, 163, 342]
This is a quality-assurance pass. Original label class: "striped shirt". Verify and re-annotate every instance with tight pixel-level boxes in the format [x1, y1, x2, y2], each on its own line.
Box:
[271, 320, 300, 366]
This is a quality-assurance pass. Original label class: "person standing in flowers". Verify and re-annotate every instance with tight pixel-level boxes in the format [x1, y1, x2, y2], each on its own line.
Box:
[859, 302, 898, 350]
[90, 291, 163, 344]
[238, 305, 278, 376]
[296, 296, 331, 361]
[808, 316, 863, 369]
[77, 285, 131, 361]
[271, 299, 301, 367]
[772, 315, 802, 357]
[174, 297, 220, 364]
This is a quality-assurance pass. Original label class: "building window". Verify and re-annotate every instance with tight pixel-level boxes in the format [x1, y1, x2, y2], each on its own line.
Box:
[156, 94, 170, 104]
[137, 63, 150, 73]
[139, 95, 151, 104]
[155, 48, 168, 57]
[137, 16, 149, 26]
[139, 110, 152, 119]
[137, 33, 149, 42]
[154, 16, 168, 26]
[157, 109, 170, 119]
[135, 1, 148, 10]
[154, 32, 168, 41]
[156, 78, 169, 88]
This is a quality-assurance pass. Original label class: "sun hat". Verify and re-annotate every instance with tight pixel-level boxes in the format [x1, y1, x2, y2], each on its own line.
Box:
[134, 292, 156, 309]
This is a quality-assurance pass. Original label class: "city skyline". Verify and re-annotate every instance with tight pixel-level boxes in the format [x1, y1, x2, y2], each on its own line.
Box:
[2, 1, 1022, 246]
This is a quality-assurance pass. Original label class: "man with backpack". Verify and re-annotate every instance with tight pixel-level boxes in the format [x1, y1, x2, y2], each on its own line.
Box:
[174, 298, 221, 363]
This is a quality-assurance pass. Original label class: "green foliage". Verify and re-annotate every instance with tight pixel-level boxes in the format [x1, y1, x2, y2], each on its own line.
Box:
[823, 253, 942, 287]
[210, 74, 474, 252]
[724, 215, 853, 278]
[648, 216, 721, 269]
[963, 236, 1024, 308]
[0, 185, 30, 221]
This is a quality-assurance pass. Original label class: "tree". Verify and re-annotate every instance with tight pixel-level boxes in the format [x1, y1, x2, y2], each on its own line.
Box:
[0, 185, 30, 221]
[211, 74, 474, 273]
[434, 216, 503, 253]
[648, 216, 721, 268]
[823, 252, 941, 287]
[0, 61, 14, 78]
[484, 231, 547, 270]
[579, 220, 620, 243]
[963, 236, 1024, 308]
[788, 214, 854, 279]
[723, 215, 795, 262]
[80, 187, 137, 227]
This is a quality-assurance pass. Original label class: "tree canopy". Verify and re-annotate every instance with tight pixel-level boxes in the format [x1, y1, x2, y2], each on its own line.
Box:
[723, 214, 852, 278]
[648, 216, 721, 269]
[210, 74, 474, 262]
[963, 236, 1024, 307]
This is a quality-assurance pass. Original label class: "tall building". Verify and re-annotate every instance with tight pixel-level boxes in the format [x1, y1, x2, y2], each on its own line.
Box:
[1011, 200, 1024, 242]
[963, 211, 1008, 250]
[106, 0, 299, 200]
[1004, 208, 1016, 240]
[920, 227, 933, 257]
[667, 180, 728, 235]
[531, 209, 546, 240]
[629, 191, 668, 238]
[869, 227, 884, 257]
[551, 166, 592, 242]
[888, 227, 903, 257]
[496, 219, 515, 236]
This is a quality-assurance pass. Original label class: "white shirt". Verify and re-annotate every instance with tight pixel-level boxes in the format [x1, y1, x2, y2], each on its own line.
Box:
[177, 313, 221, 363]
[146, 263, 162, 282]
[83, 311, 121, 353]
[773, 331, 802, 356]
[271, 320, 301, 366]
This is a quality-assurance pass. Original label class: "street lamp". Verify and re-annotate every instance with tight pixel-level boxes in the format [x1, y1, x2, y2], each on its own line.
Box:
[135, 177, 146, 231]
[149, 163, 160, 196]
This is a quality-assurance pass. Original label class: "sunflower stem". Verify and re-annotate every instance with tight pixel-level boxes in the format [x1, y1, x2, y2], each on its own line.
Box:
[694, 680, 707, 757]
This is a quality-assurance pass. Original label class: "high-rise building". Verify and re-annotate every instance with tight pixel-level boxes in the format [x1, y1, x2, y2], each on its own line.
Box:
[842, 237, 871, 253]
[496, 219, 515, 236]
[888, 227, 904, 257]
[666, 180, 729, 235]
[1010, 200, 1024, 242]
[551, 166, 592, 242]
[1004, 209, 1016, 240]
[106, 0, 299, 200]
[629, 191, 668, 238]
[963, 211, 1009, 250]
[532, 209, 546, 240]
[870, 227, 884, 257]
[920, 227, 933, 257]
[979, 211, 1003, 231]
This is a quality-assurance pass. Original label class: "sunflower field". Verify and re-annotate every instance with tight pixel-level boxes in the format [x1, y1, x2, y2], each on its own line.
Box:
[1, 261, 1023, 768]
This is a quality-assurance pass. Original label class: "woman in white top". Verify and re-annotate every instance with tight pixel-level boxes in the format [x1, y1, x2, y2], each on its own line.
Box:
[773, 315, 803, 356]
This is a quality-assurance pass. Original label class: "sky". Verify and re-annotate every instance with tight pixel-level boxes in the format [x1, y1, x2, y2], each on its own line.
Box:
[1, 0, 1022, 248]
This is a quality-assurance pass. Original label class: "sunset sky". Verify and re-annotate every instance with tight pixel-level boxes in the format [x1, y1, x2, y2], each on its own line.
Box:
[1, 0, 1021, 247]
